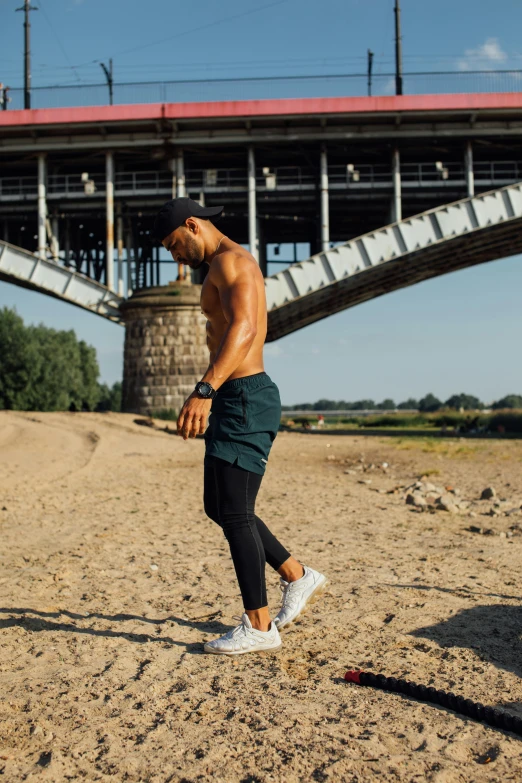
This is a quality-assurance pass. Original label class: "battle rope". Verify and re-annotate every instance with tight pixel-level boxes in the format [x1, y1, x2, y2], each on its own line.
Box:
[345, 670, 522, 737]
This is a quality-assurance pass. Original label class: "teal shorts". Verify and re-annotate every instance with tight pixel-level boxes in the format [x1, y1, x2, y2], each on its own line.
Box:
[204, 372, 281, 476]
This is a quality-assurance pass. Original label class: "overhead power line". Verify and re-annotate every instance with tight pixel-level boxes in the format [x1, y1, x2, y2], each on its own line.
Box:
[37, 0, 82, 82]
[77, 0, 291, 62]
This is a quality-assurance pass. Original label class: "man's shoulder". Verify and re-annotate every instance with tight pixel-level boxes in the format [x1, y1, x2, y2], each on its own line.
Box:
[210, 248, 257, 278]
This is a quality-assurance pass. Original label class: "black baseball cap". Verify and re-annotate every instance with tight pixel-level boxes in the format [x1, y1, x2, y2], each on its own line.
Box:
[154, 197, 224, 243]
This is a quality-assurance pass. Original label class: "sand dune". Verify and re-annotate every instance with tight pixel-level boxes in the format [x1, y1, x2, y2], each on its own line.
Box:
[1, 410, 521, 781]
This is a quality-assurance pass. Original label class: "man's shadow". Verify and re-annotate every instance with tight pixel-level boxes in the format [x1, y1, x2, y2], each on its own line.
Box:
[411, 603, 522, 678]
[0, 607, 232, 651]
[401, 590, 522, 709]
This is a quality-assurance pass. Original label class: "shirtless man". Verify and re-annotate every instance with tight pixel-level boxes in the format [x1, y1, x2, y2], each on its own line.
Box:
[154, 197, 328, 656]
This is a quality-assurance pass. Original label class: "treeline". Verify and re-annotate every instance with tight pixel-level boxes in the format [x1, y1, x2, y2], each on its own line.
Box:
[282, 393, 522, 412]
[0, 308, 121, 412]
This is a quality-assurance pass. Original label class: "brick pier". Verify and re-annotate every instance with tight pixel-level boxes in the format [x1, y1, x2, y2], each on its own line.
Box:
[120, 281, 208, 415]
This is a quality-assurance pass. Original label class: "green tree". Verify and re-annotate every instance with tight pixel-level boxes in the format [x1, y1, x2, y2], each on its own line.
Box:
[377, 398, 396, 410]
[491, 394, 522, 410]
[313, 399, 339, 410]
[0, 308, 102, 412]
[349, 399, 376, 410]
[397, 398, 419, 410]
[96, 381, 122, 412]
[24, 326, 83, 411]
[418, 393, 442, 413]
[445, 393, 483, 411]
[0, 308, 38, 409]
[78, 341, 102, 410]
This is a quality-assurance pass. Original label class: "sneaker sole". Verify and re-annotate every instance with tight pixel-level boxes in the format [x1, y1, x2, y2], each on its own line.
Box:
[203, 642, 282, 656]
[275, 576, 329, 630]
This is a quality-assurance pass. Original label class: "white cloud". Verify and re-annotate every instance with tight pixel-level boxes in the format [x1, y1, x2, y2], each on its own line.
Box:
[381, 77, 396, 96]
[457, 38, 507, 71]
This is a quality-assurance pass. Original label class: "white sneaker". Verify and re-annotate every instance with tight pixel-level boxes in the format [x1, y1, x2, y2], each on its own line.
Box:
[203, 612, 282, 656]
[274, 565, 329, 630]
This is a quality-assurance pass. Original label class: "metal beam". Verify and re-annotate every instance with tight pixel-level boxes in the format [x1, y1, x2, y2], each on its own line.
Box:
[264, 182, 522, 341]
[50, 214, 59, 260]
[169, 157, 176, 197]
[248, 146, 258, 262]
[176, 148, 186, 197]
[392, 148, 402, 222]
[116, 203, 124, 297]
[5, 123, 522, 153]
[465, 141, 475, 197]
[37, 154, 47, 260]
[0, 239, 123, 320]
[105, 150, 115, 291]
[320, 144, 330, 252]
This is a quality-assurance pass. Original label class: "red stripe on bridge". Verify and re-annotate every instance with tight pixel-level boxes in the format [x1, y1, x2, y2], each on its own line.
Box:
[1, 93, 522, 128]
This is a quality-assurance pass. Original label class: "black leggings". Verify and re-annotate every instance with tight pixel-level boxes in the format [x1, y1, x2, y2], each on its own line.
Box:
[203, 455, 292, 610]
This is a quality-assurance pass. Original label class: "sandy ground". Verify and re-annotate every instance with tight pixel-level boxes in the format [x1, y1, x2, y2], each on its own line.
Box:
[1, 410, 522, 783]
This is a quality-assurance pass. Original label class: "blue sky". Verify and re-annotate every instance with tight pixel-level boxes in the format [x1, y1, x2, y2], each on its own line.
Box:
[1, 0, 521, 405]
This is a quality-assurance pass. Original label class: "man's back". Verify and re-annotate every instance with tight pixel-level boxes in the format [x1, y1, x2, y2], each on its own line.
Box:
[201, 240, 267, 382]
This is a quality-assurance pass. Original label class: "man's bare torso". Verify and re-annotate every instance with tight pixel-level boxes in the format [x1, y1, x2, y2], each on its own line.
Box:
[200, 240, 266, 381]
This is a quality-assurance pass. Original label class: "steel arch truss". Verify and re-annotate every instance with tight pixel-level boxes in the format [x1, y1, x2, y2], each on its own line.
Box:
[0, 240, 123, 320]
[265, 183, 522, 341]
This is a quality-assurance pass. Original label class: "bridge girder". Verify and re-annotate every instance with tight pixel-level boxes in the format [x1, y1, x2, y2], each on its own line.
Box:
[0, 240, 123, 320]
[265, 182, 522, 341]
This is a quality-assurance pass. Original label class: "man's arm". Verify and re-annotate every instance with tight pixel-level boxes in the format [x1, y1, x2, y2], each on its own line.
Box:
[200, 252, 258, 390]
[176, 253, 257, 439]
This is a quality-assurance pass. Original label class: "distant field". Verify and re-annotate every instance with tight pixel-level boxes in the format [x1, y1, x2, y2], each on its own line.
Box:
[281, 410, 522, 435]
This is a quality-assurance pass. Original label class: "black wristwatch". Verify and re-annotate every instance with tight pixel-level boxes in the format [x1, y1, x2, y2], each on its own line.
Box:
[195, 381, 217, 399]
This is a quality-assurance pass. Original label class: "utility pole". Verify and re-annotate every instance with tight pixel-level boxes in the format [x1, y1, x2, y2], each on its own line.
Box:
[394, 0, 403, 95]
[100, 59, 114, 106]
[0, 84, 10, 111]
[16, 0, 37, 109]
[367, 49, 374, 97]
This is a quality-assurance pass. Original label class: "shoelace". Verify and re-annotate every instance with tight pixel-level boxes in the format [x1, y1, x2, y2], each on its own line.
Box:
[279, 581, 300, 607]
[221, 616, 249, 641]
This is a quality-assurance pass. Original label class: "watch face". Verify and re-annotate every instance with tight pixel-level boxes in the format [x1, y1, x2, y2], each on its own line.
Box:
[199, 383, 211, 396]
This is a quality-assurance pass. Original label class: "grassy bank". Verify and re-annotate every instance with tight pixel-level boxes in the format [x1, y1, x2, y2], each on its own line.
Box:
[281, 410, 522, 435]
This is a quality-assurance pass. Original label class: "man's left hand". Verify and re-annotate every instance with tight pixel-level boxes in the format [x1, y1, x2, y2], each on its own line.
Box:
[177, 392, 213, 440]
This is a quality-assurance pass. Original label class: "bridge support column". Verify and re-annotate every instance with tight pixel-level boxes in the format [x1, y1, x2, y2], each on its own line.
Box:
[176, 149, 186, 197]
[64, 217, 71, 266]
[120, 282, 208, 416]
[37, 154, 47, 260]
[465, 141, 474, 197]
[257, 216, 267, 276]
[320, 144, 330, 252]
[116, 203, 124, 297]
[169, 158, 177, 197]
[248, 146, 258, 262]
[50, 215, 59, 261]
[105, 151, 115, 291]
[392, 148, 402, 222]
[176, 149, 187, 281]
[125, 227, 134, 296]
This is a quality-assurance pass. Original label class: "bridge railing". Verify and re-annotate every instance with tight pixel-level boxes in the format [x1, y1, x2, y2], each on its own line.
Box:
[2, 161, 522, 202]
[3, 70, 522, 111]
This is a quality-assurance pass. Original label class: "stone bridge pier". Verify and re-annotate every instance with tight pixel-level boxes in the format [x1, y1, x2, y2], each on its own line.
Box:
[120, 281, 208, 416]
